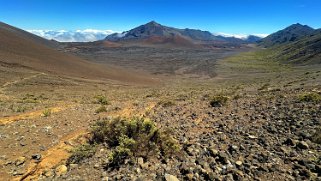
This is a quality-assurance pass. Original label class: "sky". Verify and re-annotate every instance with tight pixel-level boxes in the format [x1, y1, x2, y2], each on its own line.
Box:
[1, 0, 321, 41]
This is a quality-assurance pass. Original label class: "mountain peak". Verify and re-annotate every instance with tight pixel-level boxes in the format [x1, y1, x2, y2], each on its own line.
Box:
[105, 21, 246, 45]
[145, 21, 161, 26]
[293, 23, 304, 26]
[287, 23, 312, 30]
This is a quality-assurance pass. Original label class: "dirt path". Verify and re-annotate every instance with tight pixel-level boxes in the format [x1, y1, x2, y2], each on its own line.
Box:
[17, 101, 156, 181]
[0, 73, 45, 100]
[0, 104, 72, 125]
[1, 73, 45, 89]
[16, 129, 88, 181]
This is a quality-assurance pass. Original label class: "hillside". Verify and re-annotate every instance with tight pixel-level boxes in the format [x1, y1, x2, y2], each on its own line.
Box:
[0, 22, 60, 48]
[272, 30, 321, 64]
[249, 23, 321, 65]
[259, 23, 315, 47]
[0, 22, 155, 84]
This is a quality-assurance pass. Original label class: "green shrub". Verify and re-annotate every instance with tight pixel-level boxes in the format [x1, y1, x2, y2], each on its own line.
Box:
[210, 95, 229, 107]
[42, 109, 51, 117]
[91, 117, 179, 167]
[67, 144, 96, 164]
[95, 105, 107, 113]
[94, 95, 109, 105]
[299, 92, 321, 103]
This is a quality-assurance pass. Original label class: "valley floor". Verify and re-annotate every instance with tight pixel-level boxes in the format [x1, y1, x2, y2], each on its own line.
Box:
[0, 49, 320, 181]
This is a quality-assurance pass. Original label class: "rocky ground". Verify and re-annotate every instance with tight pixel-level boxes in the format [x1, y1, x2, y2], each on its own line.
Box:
[0, 50, 320, 181]
[56, 87, 321, 181]
[62, 45, 248, 77]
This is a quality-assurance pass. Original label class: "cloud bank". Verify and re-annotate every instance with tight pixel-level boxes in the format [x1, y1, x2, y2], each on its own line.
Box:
[27, 29, 115, 42]
[27, 29, 269, 42]
[214, 32, 269, 39]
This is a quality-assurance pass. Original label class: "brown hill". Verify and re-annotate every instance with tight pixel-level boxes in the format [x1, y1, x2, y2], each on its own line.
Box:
[142, 35, 198, 48]
[0, 22, 155, 84]
[105, 21, 246, 48]
[0, 22, 60, 48]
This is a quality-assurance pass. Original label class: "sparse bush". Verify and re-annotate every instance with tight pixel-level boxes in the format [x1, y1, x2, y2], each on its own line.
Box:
[19, 93, 47, 103]
[9, 104, 14, 112]
[176, 94, 188, 101]
[299, 92, 321, 103]
[42, 109, 51, 117]
[157, 100, 175, 107]
[311, 127, 321, 144]
[258, 83, 270, 91]
[94, 95, 109, 105]
[233, 94, 242, 100]
[67, 144, 96, 164]
[91, 117, 180, 167]
[132, 101, 139, 107]
[210, 95, 229, 107]
[145, 91, 160, 98]
[95, 105, 107, 113]
[16, 105, 27, 113]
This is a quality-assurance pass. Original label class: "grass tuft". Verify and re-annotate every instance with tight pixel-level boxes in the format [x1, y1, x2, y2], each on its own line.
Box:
[210, 95, 229, 107]
[95, 105, 107, 113]
[298, 92, 321, 103]
[42, 109, 51, 117]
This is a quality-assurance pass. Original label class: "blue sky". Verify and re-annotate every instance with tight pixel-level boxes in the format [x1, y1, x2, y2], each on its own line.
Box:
[1, 0, 321, 35]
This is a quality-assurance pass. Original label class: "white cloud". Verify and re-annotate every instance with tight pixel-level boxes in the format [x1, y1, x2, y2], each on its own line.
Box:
[251, 33, 269, 38]
[214, 32, 269, 39]
[27, 29, 116, 42]
[27, 29, 269, 42]
[115, 31, 128, 38]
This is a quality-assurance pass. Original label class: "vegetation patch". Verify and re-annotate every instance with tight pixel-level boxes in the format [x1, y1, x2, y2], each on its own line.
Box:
[157, 100, 175, 107]
[258, 83, 270, 91]
[311, 127, 321, 144]
[94, 95, 109, 105]
[91, 117, 180, 168]
[233, 94, 242, 100]
[67, 144, 96, 164]
[16, 105, 27, 113]
[220, 50, 291, 73]
[19, 93, 48, 103]
[42, 109, 51, 117]
[210, 95, 229, 107]
[95, 105, 107, 113]
[9, 104, 28, 113]
[298, 92, 321, 103]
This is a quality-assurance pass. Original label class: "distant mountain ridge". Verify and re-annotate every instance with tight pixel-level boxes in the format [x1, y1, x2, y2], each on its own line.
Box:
[105, 21, 261, 46]
[259, 23, 315, 47]
[257, 23, 321, 65]
[246, 35, 263, 43]
[106, 21, 218, 42]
